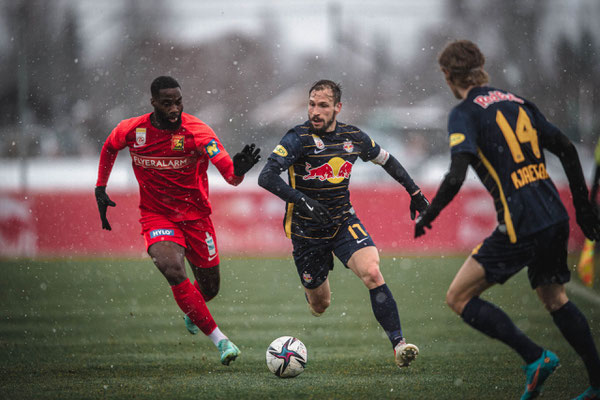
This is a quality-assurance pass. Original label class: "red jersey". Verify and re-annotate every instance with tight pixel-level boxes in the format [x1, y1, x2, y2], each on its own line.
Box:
[96, 112, 242, 221]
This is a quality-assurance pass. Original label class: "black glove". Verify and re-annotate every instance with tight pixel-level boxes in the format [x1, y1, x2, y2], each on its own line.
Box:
[233, 143, 261, 176]
[575, 200, 600, 241]
[409, 190, 430, 220]
[95, 186, 116, 231]
[297, 196, 332, 224]
[414, 210, 433, 238]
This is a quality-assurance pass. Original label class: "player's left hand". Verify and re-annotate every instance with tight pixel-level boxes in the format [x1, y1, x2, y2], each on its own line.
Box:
[233, 143, 261, 176]
[409, 190, 430, 220]
[414, 212, 433, 238]
[576, 200, 600, 241]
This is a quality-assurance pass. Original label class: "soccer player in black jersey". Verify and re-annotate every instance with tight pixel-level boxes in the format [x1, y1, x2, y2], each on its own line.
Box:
[415, 40, 600, 400]
[259, 80, 429, 368]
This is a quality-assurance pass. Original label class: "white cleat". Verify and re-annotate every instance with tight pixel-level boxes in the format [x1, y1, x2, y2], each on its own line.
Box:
[394, 340, 419, 368]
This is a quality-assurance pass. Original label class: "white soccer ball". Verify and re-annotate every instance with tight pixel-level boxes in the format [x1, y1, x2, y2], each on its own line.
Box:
[265, 336, 307, 378]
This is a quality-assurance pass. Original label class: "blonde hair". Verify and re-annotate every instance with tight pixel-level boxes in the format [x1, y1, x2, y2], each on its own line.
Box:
[438, 40, 489, 89]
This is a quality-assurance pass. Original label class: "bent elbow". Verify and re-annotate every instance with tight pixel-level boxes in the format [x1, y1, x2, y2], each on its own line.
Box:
[257, 170, 269, 189]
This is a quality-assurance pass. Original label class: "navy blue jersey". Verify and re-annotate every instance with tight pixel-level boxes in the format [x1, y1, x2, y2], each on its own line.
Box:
[268, 121, 381, 240]
[448, 86, 568, 243]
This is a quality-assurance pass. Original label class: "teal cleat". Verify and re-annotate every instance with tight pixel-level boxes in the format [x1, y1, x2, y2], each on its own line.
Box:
[573, 386, 600, 400]
[218, 339, 240, 366]
[184, 315, 199, 335]
[521, 350, 560, 400]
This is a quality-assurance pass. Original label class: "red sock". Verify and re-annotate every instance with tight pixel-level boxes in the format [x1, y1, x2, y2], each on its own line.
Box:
[171, 278, 217, 335]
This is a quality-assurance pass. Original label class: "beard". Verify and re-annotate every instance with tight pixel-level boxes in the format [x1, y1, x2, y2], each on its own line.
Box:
[308, 111, 337, 135]
[154, 109, 182, 130]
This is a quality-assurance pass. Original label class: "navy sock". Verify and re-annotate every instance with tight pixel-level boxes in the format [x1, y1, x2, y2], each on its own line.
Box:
[461, 297, 543, 364]
[369, 284, 403, 348]
[551, 301, 600, 387]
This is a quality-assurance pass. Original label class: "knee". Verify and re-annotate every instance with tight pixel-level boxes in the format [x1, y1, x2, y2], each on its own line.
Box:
[446, 288, 468, 315]
[541, 296, 568, 313]
[537, 285, 569, 312]
[156, 260, 187, 285]
[361, 261, 384, 288]
[312, 297, 330, 314]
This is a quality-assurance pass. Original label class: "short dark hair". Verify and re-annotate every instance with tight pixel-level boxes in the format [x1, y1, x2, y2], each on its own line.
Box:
[151, 76, 180, 98]
[438, 40, 489, 88]
[309, 80, 342, 104]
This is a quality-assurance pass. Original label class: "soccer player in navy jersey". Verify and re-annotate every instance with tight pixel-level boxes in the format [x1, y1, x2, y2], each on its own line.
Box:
[258, 80, 429, 368]
[95, 76, 261, 366]
[414, 40, 600, 399]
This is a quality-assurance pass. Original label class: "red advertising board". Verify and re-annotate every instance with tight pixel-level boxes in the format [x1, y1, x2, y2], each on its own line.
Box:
[0, 186, 584, 258]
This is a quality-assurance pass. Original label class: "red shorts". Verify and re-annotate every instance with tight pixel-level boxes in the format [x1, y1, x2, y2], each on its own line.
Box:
[140, 213, 220, 268]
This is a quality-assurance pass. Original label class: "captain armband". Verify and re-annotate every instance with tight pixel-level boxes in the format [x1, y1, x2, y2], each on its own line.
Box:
[371, 148, 390, 166]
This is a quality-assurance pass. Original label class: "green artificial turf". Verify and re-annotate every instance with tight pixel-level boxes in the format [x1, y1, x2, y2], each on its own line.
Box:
[1, 255, 598, 399]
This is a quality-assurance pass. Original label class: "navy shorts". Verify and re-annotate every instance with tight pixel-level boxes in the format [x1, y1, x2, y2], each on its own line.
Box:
[472, 221, 570, 289]
[292, 215, 375, 289]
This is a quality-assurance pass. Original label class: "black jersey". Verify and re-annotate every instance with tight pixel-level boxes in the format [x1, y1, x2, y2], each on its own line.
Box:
[448, 86, 568, 243]
[267, 121, 381, 240]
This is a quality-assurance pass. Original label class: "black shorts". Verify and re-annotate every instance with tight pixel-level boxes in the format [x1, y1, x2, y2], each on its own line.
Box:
[292, 215, 375, 289]
[472, 221, 570, 289]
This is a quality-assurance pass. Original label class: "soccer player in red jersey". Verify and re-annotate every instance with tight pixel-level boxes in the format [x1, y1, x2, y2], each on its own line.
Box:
[95, 76, 260, 366]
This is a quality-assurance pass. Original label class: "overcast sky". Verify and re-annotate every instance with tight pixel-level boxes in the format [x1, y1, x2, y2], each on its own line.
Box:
[76, 0, 444, 61]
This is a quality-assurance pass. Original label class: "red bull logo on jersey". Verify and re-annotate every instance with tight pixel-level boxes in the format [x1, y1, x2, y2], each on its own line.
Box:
[343, 140, 354, 152]
[473, 90, 524, 109]
[303, 157, 353, 184]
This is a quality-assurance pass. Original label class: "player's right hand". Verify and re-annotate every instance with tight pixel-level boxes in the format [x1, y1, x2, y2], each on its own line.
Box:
[297, 196, 332, 224]
[576, 200, 600, 241]
[414, 211, 433, 238]
[95, 186, 116, 231]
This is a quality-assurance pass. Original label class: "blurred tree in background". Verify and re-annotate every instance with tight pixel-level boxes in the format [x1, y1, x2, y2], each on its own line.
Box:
[0, 0, 598, 159]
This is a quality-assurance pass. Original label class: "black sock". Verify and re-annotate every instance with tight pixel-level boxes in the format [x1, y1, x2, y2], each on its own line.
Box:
[461, 297, 543, 364]
[551, 301, 600, 387]
[369, 284, 403, 348]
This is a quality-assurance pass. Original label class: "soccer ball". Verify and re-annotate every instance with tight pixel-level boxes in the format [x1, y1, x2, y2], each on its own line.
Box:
[265, 336, 307, 378]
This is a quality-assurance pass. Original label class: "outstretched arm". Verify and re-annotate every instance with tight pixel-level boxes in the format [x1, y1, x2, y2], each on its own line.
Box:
[415, 152, 474, 237]
[379, 154, 429, 220]
[543, 131, 600, 240]
[380, 154, 420, 195]
[213, 156, 243, 186]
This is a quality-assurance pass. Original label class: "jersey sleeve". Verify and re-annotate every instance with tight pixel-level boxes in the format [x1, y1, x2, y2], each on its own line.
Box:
[448, 107, 478, 156]
[96, 122, 130, 186]
[191, 124, 230, 165]
[267, 130, 304, 171]
[356, 130, 382, 162]
[527, 101, 564, 150]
